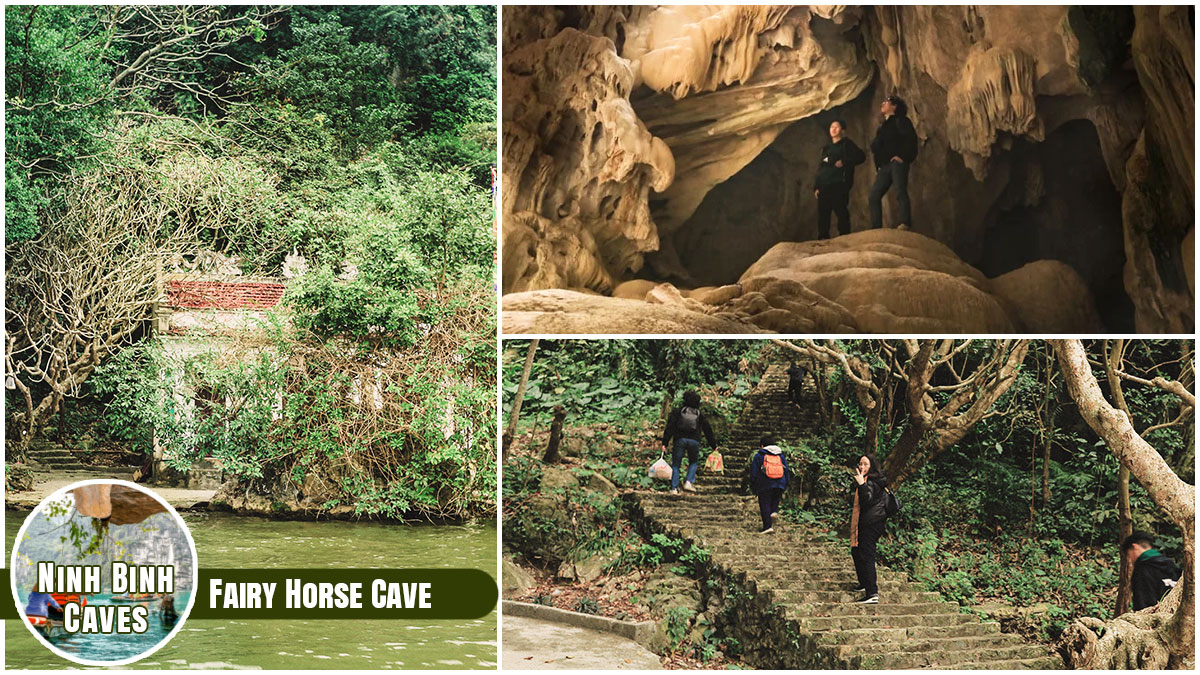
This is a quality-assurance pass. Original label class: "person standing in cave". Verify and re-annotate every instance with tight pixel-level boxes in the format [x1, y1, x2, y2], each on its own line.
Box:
[813, 119, 866, 238]
[868, 94, 919, 230]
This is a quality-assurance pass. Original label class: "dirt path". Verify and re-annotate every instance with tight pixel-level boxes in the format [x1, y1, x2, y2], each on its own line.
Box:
[6, 466, 216, 511]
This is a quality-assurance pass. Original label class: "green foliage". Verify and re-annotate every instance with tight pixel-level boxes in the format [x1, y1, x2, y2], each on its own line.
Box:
[503, 340, 765, 429]
[97, 323, 494, 521]
[572, 597, 600, 615]
[251, 12, 407, 153]
[5, 6, 114, 242]
[609, 533, 687, 574]
[672, 546, 711, 577]
[665, 605, 697, 650]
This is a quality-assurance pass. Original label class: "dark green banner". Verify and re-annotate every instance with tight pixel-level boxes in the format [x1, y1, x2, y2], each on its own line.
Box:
[6, 568, 496, 620]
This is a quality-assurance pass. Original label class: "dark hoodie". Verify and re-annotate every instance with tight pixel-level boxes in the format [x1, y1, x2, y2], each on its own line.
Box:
[870, 113, 918, 169]
[1132, 549, 1181, 611]
[662, 406, 716, 448]
[814, 138, 866, 190]
[856, 474, 890, 525]
[750, 444, 792, 493]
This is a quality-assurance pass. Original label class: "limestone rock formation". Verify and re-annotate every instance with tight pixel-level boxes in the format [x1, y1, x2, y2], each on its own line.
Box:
[503, 25, 674, 294]
[503, 230, 1101, 335]
[502, 5, 1194, 332]
[990, 260, 1104, 333]
[738, 231, 1015, 333]
[502, 289, 767, 335]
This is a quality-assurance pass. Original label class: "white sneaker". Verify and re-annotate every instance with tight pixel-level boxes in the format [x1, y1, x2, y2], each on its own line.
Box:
[758, 527, 774, 534]
[856, 594, 879, 604]
[683, 481, 697, 493]
[671, 488, 680, 496]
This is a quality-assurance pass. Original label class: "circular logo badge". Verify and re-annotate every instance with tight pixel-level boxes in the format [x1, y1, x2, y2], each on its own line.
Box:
[10, 479, 199, 666]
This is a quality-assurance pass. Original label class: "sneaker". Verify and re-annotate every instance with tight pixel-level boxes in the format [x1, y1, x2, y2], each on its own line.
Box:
[671, 488, 680, 496]
[758, 527, 774, 534]
[851, 586, 866, 593]
[896, 223, 909, 231]
[682, 481, 697, 493]
[856, 594, 879, 604]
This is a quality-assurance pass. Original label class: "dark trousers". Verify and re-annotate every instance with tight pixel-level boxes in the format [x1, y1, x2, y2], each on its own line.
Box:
[868, 161, 911, 229]
[817, 183, 851, 239]
[851, 519, 886, 596]
[757, 488, 783, 531]
[787, 380, 802, 402]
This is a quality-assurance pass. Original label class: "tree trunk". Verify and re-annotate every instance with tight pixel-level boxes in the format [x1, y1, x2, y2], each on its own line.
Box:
[882, 341, 935, 481]
[543, 405, 566, 464]
[812, 356, 829, 428]
[1106, 339, 1136, 617]
[1054, 339, 1195, 669]
[503, 339, 539, 459]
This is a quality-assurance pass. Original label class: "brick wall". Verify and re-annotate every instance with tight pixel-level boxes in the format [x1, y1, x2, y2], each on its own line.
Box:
[166, 280, 285, 310]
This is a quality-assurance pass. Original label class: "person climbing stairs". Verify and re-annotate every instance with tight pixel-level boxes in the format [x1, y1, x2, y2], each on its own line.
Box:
[628, 364, 1062, 669]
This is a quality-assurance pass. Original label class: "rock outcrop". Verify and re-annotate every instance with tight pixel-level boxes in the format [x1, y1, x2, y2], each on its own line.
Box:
[503, 230, 1100, 334]
[502, 5, 1194, 332]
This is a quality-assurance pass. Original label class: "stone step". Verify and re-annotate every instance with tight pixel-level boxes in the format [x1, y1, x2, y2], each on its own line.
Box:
[832, 632, 1026, 658]
[814, 622, 1004, 645]
[855, 644, 1054, 669]
[765, 579, 916, 594]
[788, 601, 955, 617]
[941, 656, 1063, 669]
[792, 611, 975, 631]
[781, 589, 943, 605]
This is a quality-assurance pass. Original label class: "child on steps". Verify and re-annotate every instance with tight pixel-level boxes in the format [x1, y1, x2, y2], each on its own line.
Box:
[750, 434, 792, 533]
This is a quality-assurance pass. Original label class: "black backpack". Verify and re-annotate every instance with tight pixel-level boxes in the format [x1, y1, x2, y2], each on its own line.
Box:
[884, 488, 901, 517]
[678, 407, 700, 434]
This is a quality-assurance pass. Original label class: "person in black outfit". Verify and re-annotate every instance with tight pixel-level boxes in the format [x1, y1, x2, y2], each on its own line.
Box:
[1122, 531, 1181, 611]
[849, 453, 889, 604]
[786, 361, 807, 404]
[661, 390, 717, 496]
[813, 119, 866, 239]
[868, 94, 919, 230]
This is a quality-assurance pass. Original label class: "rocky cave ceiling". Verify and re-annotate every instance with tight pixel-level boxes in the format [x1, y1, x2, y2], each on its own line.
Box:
[502, 5, 1194, 333]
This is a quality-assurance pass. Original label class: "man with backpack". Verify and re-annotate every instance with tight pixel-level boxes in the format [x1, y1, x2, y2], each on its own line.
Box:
[1122, 531, 1182, 611]
[868, 94, 919, 230]
[786, 361, 807, 404]
[662, 390, 717, 495]
[750, 434, 792, 534]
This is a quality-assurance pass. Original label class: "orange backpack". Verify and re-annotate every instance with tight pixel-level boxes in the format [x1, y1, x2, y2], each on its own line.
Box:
[763, 453, 785, 479]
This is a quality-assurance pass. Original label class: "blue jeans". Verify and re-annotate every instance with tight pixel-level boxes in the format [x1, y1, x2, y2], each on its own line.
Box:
[671, 438, 701, 489]
[868, 161, 911, 229]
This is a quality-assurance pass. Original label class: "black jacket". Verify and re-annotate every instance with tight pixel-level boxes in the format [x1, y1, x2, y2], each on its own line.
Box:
[855, 474, 889, 526]
[870, 114, 918, 169]
[1131, 551, 1181, 611]
[662, 406, 716, 448]
[814, 138, 866, 190]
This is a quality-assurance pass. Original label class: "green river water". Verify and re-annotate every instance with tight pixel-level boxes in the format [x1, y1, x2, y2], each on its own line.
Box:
[5, 510, 497, 669]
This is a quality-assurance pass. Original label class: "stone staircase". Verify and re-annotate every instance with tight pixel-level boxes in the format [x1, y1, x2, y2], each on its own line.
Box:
[23, 439, 90, 470]
[628, 365, 1062, 670]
